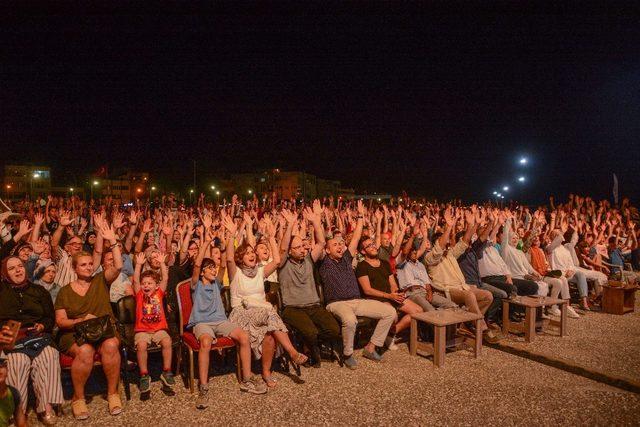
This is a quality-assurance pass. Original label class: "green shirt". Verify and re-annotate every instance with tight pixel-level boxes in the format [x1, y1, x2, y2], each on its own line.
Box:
[0, 385, 20, 427]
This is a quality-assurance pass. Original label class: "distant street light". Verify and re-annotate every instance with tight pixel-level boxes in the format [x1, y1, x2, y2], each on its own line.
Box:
[248, 189, 253, 195]
[210, 185, 216, 190]
[519, 157, 528, 165]
[518, 176, 525, 182]
[493, 191, 497, 195]
[69, 187, 74, 192]
[151, 186, 156, 191]
[215, 190, 220, 196]
[93, 180, 99, 186]
[503, 186, 509, 191]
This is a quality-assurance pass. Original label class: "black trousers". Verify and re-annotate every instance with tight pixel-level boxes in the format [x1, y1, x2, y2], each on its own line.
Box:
[481, 275, 538, 296]
[281, 305, 341, 348]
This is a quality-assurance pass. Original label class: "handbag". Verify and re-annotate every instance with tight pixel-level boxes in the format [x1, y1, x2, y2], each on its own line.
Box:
[74, 315, 116, 346]
[8, 333, 53, 359]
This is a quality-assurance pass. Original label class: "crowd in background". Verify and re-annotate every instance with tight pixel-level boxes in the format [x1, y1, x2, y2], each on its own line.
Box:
[0, 191, 638, 424]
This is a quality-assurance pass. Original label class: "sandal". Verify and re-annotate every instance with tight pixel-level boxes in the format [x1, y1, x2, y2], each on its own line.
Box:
[291, 352, 308, 367]
[71, 399, 89, 421]
[107, 394, 123, 416]
[262, 376, 278, 388]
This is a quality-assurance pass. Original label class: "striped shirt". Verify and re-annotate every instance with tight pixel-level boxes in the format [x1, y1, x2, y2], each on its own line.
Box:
[54, 247, 76, 287]
[319, 250, 361, 304]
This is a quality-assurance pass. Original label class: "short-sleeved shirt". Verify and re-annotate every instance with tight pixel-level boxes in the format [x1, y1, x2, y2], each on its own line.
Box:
[355, 259, 392, 303]
[54, 273, 114, 352]
[278, 254, 320, 307]
[319, 251, 361, 305]
[135, 288, 168, 333]
[188, 279, 227, 328]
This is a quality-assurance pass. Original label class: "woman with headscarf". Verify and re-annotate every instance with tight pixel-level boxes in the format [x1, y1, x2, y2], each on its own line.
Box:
[0, 255, 64, 425]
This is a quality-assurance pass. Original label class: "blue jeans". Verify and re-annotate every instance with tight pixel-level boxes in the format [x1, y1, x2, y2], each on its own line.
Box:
[478, 282, 507, 323]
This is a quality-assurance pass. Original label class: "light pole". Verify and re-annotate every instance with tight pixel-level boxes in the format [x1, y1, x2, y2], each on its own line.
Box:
[215, 190, 220, 204]
[189, 189, 194, 204]
[91, 180, 99, 200]
[30, 173, 40, 199]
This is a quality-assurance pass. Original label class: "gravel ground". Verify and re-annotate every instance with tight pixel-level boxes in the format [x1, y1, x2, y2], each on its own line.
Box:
[27, 297, 640, 426]
[36, 346, 639, 426]
[500, 298, 640, 383]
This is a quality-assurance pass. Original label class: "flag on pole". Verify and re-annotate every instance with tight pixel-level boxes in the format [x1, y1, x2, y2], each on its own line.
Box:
[612, 173, 619, 205]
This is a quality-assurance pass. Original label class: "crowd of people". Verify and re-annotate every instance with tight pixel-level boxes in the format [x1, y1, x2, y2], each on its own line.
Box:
[0, 191, 638, 425]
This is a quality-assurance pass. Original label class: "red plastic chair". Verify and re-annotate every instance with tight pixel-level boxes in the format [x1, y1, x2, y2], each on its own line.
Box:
[175, 279, 241, 393]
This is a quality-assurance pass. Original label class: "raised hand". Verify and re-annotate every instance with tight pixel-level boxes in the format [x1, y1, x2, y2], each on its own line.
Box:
[59, 210, 73, 227]
[34, 212, 44, 225]
[221, 213, 237, 234]
[100, 223, 118, 243]
[465, 210, 476, 225]
[356, 199, 365, 216]
[281, 209, 297, 225]
[135, 251, 146, 266]
[142, 218, 153, 234]
[128, 210, 138, 225]
[112, 211, 124, 230]
[443, 208, 455, 227]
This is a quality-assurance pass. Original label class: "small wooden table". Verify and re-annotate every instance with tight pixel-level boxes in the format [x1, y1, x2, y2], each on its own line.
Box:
[602, 284, 639, 315]
[409, 309, 483, 367]
[502, 296, 567, 342]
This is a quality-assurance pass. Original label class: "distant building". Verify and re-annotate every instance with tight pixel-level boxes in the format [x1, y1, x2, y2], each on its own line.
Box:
[2, 164, 52, 198]
[97, 171, 149, 202]
[230, 169, 345, 200]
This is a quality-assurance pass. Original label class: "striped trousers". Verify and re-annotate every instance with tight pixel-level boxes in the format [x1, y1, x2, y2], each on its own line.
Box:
[6, 345, 64, 413]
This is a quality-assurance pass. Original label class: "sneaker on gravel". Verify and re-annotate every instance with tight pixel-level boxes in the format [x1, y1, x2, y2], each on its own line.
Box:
[567, 306, 580, 318]
[139, 375, 151, 393]
[343, 355, 358, 370]
[240, 375, 268, 395]
[548, 306, 562, 316]
[384, 335, 399, 351]
[196, 386, 209, 409]
[160, 371, 176, 387]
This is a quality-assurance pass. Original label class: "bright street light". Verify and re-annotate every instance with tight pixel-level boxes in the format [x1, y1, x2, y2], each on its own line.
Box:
[189, 189, 194, 194]
[248, 189, 253, 195]
[493, 191, 497, 195]
[215, 191, 220, 196]
[151, 186, 156, 191]
[518, 176, 525, 182]
[519, 157, 528, 165]
[33, 173, 40, 179]
[501, 195, 505, 199]
[497, 193, 502, 197]
[69, 187, 74, 192]
[210, 185, 216, 190]
[503, 186, 509, 191]
[93, 181, 99, 186]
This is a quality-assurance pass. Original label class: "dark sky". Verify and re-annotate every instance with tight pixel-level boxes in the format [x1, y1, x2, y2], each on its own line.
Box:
[2, 6, 640, 204]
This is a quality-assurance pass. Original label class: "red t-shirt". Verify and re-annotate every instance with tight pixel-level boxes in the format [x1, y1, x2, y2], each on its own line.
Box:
[134, 288, 168, 333]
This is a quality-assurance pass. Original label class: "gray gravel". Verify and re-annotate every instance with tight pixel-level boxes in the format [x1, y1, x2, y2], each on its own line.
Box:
[500, 298, 640, 384]
[27, 298, 640, 426]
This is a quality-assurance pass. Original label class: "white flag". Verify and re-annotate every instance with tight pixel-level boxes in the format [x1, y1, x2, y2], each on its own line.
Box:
[613, 173, 619, 205]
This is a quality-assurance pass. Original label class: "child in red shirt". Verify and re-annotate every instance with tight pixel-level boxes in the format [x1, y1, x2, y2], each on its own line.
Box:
[133, 252, 174, 394]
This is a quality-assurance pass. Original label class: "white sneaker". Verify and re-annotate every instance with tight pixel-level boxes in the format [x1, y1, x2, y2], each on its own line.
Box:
[548, 307, 561, 316]
[567, 306, 580, 318]
[384, 336, 398, 351]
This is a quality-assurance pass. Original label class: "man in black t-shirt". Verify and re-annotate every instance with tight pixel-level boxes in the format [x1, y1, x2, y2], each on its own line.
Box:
[355, 237, 423, 349]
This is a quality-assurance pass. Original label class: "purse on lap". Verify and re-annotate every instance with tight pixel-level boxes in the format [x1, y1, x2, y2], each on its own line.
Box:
[74, 315, 116, 346]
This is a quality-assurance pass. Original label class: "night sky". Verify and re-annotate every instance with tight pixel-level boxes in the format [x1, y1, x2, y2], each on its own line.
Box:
[2, 6, 640, 204]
